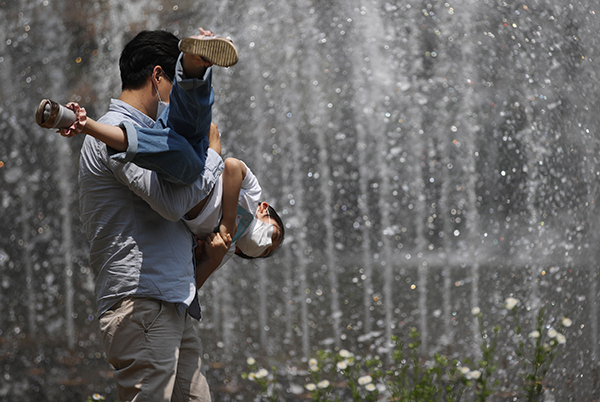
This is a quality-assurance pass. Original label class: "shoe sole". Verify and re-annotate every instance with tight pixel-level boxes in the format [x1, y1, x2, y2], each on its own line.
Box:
[179, 37, 239, 67]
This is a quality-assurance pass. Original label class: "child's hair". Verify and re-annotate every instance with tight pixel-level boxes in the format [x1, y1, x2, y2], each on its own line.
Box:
[236, 205, 285, 260]
[119, 30, 180, 90]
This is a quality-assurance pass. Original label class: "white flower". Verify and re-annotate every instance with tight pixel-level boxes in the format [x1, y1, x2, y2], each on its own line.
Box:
[255, 368, 269, 379]
[317, 380, 330, 389]
[339, 349, 352, 358]
[358, 375, 373, 385]
[309, 358, 318, 367]
[528, 330, 540, 339]
[466, 370, 481, 380]
[336, 360, 349, 371]
[547, 328, 557, 338]
[246, 357, 256, 366]
[92, 394, 104, 401]
[562, 317, 572, 327]
[460, 366, 470, 375]
[365, 383, 377, 392]
[305, 383, 317, 391]
[248, 372, 256, 381]
[556, 333, 566, 344]
[505, 297, 519, 310]
[471, 307, 481, 315]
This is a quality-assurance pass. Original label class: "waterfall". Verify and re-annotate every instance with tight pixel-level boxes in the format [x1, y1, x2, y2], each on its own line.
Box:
[2, 0, 600, 400]
[56, 139, 76, 350]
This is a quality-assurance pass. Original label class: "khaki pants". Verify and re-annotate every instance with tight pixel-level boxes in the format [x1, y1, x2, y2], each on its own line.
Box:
[99, 297, 211, 402]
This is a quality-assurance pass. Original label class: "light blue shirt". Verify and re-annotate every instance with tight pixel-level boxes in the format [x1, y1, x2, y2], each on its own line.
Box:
[78, 99, 222, 317]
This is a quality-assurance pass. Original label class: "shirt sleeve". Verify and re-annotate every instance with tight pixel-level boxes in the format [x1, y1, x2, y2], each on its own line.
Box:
[238, 162, 262, 212]
[107, 144, 223, 222]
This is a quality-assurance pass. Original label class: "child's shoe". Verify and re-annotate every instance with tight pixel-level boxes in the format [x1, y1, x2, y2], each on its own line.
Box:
[36, 99, 76, 129]
[179, 36, 239, 67]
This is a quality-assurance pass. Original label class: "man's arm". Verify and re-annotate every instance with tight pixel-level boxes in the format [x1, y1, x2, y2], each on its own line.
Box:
[110, 145, 223, 222]
[195, 232, 231, 288]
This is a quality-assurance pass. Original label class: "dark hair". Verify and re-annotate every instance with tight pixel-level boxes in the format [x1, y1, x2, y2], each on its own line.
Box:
[236, 205, 285, 260]
[119, 30, 180, 90]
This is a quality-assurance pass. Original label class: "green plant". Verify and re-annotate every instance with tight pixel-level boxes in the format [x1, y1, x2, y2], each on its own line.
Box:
[240, 297, 570, 401]
[242, 357, 279, 402]
[386, 327, 469, 402]
[464, 308, 501, 402]
[508, 298, 569, 401]
[303, 348, 382, 402]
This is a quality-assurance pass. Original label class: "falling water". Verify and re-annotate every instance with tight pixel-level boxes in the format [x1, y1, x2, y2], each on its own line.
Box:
[2, 0, 600, 400]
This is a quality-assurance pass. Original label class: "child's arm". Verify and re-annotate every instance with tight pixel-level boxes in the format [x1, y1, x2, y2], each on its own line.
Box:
[219, 157, 246, 241]
[184, 122, 222, 220]
[58, 103, 128, 151]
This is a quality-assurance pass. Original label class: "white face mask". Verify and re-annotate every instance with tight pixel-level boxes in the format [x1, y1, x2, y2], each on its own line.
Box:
[236, 218, 274, 258]
[153, 80, 169, 119]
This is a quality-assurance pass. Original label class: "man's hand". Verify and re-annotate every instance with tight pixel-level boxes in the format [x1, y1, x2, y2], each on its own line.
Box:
[195, 231, 232, 289]
[205, 231, 231, 264]
[194, 238, 206, 262]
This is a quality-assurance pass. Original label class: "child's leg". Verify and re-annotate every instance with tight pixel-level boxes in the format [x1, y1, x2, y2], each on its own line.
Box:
[116, 121, 205, 184]
[163, 54, 214, 159]
[114, 33, 235, 185]
[116, 55, 215, 184]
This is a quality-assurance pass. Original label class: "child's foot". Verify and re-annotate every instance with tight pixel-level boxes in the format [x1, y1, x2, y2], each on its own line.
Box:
[36, 99, 76, 129]
[179, 35, 238, 67]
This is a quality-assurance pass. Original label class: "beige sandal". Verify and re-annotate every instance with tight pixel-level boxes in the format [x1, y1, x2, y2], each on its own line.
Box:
[179, 36, 239, 67]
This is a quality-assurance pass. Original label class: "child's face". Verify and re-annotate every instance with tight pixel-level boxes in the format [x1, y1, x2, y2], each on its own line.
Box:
[254, 203, 283, 257]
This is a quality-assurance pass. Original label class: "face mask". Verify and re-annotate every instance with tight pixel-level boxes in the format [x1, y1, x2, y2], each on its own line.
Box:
[236, 218, 274, 258]
[153, 80, 169, 119]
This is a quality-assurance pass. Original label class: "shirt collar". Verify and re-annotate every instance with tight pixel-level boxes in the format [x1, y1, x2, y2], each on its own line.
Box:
[108, 99, 155, 128]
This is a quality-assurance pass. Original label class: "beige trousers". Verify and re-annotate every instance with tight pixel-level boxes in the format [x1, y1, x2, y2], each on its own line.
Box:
[99, 297, 211, 402]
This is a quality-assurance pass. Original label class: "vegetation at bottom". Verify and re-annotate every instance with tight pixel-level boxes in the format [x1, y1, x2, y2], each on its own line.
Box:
[241, 297, 571, 402]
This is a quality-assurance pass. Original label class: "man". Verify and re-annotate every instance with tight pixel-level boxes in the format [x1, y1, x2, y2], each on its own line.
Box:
[78, 29, 233, 401]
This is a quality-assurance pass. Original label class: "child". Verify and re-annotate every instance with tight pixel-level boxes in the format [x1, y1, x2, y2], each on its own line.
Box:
[37, 30, 237, 186]
[37, 31, 284, 280]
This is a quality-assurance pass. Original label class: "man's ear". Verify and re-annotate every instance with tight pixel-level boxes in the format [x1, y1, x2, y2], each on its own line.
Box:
[151, 65, 168, 87]
[153, 65, 162, 80]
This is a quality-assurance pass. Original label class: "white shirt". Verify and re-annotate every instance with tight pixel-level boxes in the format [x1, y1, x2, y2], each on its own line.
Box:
[184, 162, 262, 268]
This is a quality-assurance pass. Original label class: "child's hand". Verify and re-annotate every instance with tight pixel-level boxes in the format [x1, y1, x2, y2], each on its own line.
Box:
[58, 102, 86, 138]
[219, 222, 237, 242]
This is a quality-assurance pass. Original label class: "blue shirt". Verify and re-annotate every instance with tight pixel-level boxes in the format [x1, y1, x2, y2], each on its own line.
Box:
[78, 99, 222, 317]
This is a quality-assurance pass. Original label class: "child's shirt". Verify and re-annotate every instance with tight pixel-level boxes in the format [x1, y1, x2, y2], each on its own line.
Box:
[184, 162, 262, 269]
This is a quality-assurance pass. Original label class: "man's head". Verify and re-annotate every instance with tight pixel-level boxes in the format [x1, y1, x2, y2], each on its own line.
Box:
[235, 202, 285, 259]
[119, 30, 180, 91]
